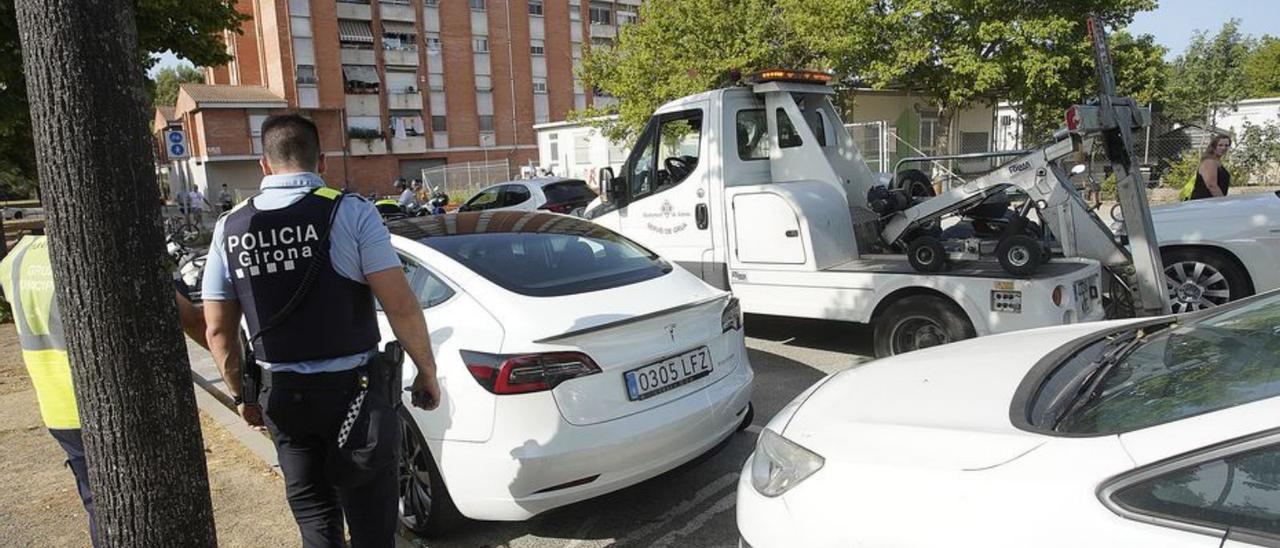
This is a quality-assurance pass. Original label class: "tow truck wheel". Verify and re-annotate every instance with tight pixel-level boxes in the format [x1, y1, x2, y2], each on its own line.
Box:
[873, 295, 976, 357]
[907, 236, 947, 273]
[996, 234, 1042, 277]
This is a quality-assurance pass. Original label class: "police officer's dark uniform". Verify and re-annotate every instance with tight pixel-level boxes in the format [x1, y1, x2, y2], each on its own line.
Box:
[216, 183, 401, 547]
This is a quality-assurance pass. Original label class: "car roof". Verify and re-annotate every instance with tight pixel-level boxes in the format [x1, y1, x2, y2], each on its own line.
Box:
[386, 211, 608, 240]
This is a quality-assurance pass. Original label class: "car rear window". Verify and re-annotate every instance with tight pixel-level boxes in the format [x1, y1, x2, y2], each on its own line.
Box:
[1034, 295, 1280, 435]
[542, 180, 597, 204]
[408, 215, 671, 297]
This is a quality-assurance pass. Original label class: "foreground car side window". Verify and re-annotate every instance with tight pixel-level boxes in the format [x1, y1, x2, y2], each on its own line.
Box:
[376, 255, 454, 310]
[1112, 442, 1280, 538]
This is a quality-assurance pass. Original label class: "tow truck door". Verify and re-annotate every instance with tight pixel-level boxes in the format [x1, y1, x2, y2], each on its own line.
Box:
[611, 103, 721, 287]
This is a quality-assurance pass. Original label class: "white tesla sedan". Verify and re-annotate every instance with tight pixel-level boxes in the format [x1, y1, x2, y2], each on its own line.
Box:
[738, 291, 1280, 547]
[379, 211, 754, 535]
[1114, 190, 1280, 312]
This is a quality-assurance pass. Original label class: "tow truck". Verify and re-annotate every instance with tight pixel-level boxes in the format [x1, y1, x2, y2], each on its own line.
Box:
[585, 69, 1108, 357]
[586, 17, 1170, 357]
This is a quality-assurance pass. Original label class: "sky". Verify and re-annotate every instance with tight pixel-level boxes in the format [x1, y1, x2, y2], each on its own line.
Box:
[1129, 0, 1280, 59]
[149, 0, 1280, 77]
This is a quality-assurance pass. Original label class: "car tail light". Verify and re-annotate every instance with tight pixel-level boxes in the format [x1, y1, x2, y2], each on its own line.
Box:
[538, 202, 574, 214]
[461, 350, 601, 394]
[722, 296, 742, 332]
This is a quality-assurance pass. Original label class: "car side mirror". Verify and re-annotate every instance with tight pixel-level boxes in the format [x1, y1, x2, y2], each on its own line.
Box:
[599, 167, 623, 204]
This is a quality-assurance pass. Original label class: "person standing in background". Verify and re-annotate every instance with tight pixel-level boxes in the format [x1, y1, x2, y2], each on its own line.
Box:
[1190, 134, 1232, 200]
[218, 184, 234, 213]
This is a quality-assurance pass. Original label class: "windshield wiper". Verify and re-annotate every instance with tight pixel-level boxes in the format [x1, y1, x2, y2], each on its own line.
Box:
[1050, 322, 1171, 430]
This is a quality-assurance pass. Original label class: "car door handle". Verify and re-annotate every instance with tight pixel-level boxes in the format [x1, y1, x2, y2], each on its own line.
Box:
[785, 230, 799, 237]
[695, 203, 708, 230]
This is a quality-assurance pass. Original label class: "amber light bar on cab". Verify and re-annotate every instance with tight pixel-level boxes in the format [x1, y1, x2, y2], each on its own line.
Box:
[748, 69, 834, 85]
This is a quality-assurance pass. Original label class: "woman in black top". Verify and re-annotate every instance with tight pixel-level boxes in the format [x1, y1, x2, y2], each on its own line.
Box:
[1190, 134, 1232, 199]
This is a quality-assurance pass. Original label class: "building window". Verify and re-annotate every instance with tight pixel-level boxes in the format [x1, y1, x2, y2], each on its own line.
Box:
[342, 65, 381, 94]
[530, 40, 545, 56]
[425, 34, 442, 53]
[919, 116, 939, 156]
[431, 116, 447, 132]
[390, 112, 425, 137]
[338, 19, 375, 50]
[478, 115, 494, 132]
[617, 10, 637, 25]
[424, 0, 437, 4]
[470, 0, 485, 10]
[528, 0, 543, 16]
[533, 79, 547, 94]
[473, 37, 489, 53]
[589, 1, 612, 25]
[296, 64, 318, 85]
[382, 28, 417, 51]
[569, 1, 581, 21]
[548, 133, 559, 159]
[574, 133, 590, 164]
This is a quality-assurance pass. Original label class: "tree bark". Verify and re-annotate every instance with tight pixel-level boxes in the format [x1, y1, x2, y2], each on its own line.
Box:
[13, 1, 217, 546]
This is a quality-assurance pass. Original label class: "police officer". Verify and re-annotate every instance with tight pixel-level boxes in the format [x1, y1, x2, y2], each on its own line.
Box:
[0, 236, 209, 548]
[202, 113, 441, 548]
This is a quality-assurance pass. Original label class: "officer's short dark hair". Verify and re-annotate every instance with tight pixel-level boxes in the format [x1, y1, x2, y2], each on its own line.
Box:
[261, 113, 321, 172]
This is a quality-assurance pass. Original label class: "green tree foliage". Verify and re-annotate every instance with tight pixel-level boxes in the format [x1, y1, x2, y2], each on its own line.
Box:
[1243, 35, 1280, 98]
[1164, 20, 1253, 125]
[151, 64, 205, 107]
[0, 0, 244, 192]
[1231, 117, 1280, 185]
[580, 0, 1161, 146]
[577, 0, 811, 142]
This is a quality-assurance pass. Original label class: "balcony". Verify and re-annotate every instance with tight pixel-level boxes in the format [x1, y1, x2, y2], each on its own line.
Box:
[380, 3, 415, 21]
[345, 94, 381, 116]
[336, 1, 372, 20]
[340, 48, 376, 65]
[383, 49, 419, 67]
[388, 92, 422, 110]
[348, 137, 387, 156]
[589, 23, 616, 38]
[391, 136, 427, 154]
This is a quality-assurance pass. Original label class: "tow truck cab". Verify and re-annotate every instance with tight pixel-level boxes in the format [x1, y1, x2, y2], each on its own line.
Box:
[587, 71, 1104, 356]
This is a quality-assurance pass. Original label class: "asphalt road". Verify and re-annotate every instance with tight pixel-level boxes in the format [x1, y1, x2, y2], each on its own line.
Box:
[407, 315, 875, 548]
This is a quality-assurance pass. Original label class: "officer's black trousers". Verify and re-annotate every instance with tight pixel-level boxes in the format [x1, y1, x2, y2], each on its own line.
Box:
[261, 372, 398, 548]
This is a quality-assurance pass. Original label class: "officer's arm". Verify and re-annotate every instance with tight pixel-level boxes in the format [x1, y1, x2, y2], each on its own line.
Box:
[204, 299, 245, 399]
[367, 267, 436, 377]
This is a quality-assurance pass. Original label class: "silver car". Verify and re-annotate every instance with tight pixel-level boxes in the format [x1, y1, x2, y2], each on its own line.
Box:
[458, 177, 598, 216]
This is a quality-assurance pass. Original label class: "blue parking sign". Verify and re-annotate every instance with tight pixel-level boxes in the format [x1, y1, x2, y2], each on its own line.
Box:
[167, 131, 184, 144]
[169, 143, 186, 157]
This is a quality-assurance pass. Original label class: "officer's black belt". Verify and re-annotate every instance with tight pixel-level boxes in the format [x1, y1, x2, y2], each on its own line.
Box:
[262, 367, 365, 391]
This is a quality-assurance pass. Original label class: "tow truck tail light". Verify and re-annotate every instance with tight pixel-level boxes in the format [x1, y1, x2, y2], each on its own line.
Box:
[462, 350, 602, 395]
[1065, 105, 1080, 131]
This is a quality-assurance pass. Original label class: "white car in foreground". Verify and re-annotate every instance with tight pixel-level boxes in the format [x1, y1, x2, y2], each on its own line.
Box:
[738, 291, 1280, 547]
[1116, 190, 1280, 313]
[381, 211, 754, 535]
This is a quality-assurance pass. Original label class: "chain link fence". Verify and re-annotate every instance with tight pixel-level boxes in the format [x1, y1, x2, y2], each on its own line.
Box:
[420, 159, 514, 202]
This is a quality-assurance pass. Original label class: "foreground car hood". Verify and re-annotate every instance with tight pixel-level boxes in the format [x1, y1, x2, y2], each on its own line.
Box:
[781, 322, 1123, 470]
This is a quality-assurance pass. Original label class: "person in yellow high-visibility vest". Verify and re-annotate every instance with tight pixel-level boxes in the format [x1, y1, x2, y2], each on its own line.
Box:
[0, 235, 209, 547]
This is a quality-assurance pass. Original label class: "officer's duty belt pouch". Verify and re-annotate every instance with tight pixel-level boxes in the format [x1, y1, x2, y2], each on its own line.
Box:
[331, 345, 405, 487]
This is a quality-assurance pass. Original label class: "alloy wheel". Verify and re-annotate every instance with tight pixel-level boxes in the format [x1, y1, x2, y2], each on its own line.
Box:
[1164, 260, 1232, 313]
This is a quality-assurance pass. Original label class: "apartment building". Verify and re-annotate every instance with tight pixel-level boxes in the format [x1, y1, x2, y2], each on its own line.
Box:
[160, 0, 638, 196]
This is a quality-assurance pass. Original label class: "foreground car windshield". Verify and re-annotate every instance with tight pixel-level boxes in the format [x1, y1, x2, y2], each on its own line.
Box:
[1031, 293, 1280, 435]
[390, 212, 671, 297]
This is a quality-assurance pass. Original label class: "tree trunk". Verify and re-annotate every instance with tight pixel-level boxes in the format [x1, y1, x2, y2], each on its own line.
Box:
[13, 1, 217, 546]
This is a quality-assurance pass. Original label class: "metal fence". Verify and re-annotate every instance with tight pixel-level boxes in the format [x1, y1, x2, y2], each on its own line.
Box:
[420, 159, 514, 202]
